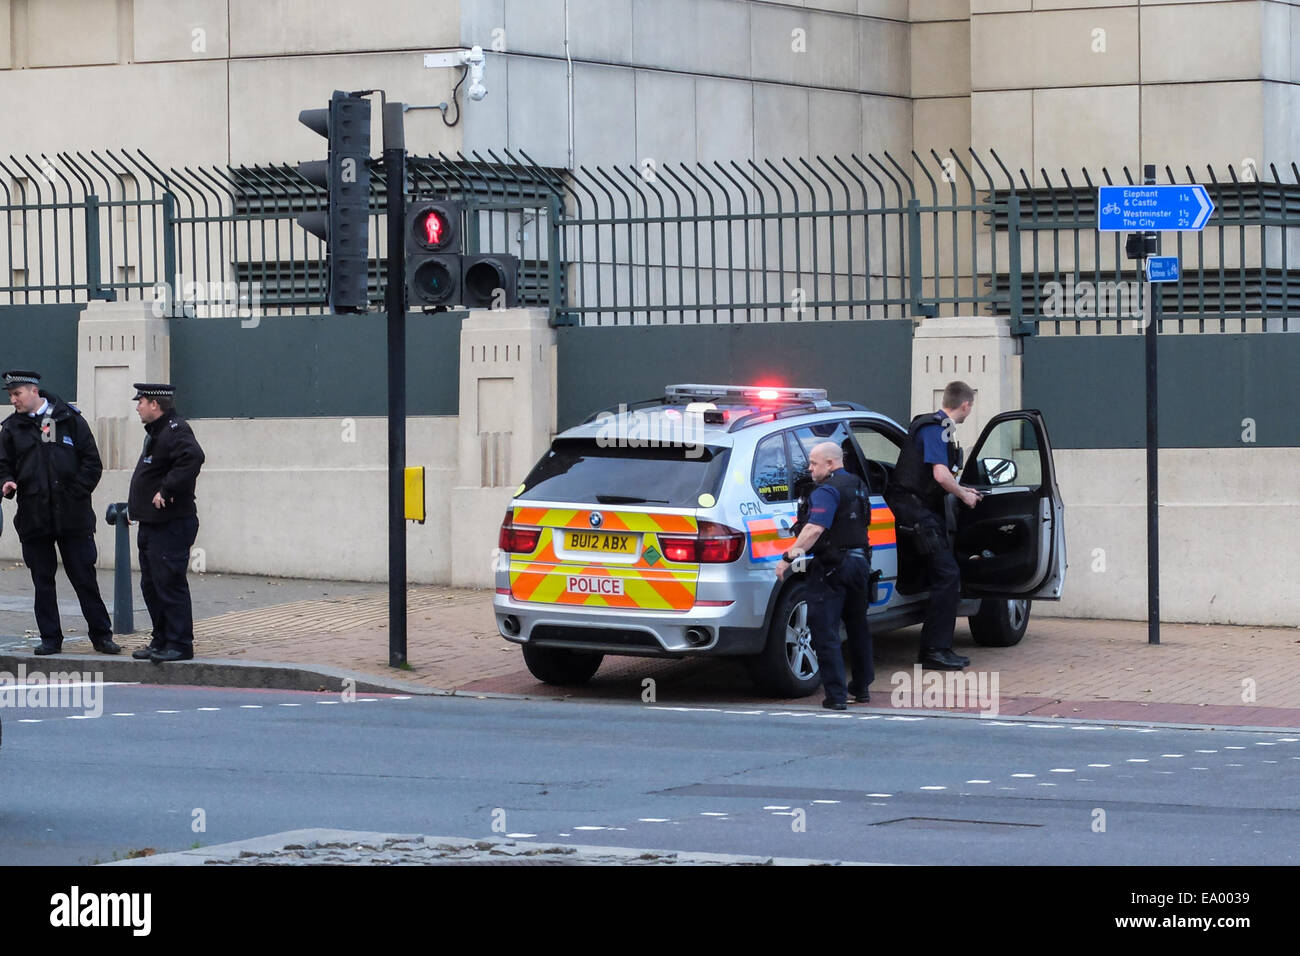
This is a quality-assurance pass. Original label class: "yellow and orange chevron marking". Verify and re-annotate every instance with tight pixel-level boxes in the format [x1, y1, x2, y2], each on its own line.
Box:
[511, 506, 697, 535]
[508, 512, 699, 610]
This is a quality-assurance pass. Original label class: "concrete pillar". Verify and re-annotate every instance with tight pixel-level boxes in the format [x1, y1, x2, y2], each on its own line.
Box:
[449, 308, 556, 588]
[909, 315, 1021, 449]
[75, 299, 172, 470]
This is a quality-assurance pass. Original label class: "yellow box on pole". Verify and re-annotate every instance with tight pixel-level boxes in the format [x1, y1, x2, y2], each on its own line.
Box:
[404, 466, 426, 523]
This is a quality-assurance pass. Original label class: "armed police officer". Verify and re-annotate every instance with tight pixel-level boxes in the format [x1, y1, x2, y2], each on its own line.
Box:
[885, 380, 982, 671]
[774, 441, 873, 711]
[128, 384, 205, 663]
[0, 370, 119, 656]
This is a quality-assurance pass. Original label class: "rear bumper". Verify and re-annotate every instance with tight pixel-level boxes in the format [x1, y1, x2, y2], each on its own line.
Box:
[493, 593, 768, 657]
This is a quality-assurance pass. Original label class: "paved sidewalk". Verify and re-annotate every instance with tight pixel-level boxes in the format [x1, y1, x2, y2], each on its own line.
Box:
[3, 567, 1299, 727]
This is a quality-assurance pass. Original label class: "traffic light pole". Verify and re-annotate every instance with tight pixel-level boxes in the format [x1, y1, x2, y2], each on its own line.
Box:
[384, 101, 408, 668]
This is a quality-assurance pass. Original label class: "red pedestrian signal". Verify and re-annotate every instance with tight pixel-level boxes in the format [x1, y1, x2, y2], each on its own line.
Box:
[417, 208, 451, 249]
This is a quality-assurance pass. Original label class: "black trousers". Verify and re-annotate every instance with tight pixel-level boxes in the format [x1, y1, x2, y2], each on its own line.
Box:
[21, 533, 113, 645]
[805, 551, 874, 705]
[915, 509, 961, 651]
[137, 516, 199, 652]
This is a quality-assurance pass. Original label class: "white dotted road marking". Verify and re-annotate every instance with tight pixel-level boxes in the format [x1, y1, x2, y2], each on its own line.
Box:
[111, 713, 134, 717]
[317, 701, 340, 705]
[197, 707, 220, 712]
[1195, 749, 1217, 754]
[278, 703, 301, 708]
[1161, 754, 1184, 758]
[865, 793, 892, 798]
[763, 806, 791, 811]
[1011, 773, 1035, 778]
[239, 705, 262, 709]
[1126, 759, 1149, 763]
[18, 718, 41, 723]
[156, 710, 179, 714]
[700, 812, 729, 817]
[1088, 763, 1111, 768]
[638, 818, 671, 823]
[920, 786, 946, 791]
[505, 833, 537, 838]
[812, 799, 840, 804]
[1049, 768, 1076, 773]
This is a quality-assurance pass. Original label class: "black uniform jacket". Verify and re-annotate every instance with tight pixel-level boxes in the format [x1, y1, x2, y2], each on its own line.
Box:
[0, 392, 102, 540]
[128, 411, 205, 523]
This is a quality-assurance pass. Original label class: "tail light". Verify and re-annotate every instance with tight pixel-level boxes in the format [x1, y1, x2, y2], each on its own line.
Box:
[498, 509, 541, 553]
[657, 521, 745, 564]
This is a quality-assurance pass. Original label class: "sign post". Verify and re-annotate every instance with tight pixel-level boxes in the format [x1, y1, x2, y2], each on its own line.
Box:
[1097, 174, 1214, 647]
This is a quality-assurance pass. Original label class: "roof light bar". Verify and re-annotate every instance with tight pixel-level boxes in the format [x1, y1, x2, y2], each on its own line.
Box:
[664, 383, 828, 404]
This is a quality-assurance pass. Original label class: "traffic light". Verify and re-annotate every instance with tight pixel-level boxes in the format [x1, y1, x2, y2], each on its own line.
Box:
[405, 200, 463, 307]
[405, 199, 521, 310]
[297, 90, 372, 313]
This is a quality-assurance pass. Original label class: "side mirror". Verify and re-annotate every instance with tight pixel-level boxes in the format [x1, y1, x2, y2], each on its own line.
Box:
[981, 457, 1017, 486]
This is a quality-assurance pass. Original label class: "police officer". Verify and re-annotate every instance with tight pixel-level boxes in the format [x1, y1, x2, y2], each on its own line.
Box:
[775, 441, 873, 711]
[127, 384, 205, 663]
[0, 370, 119, 655]
[885, 380, 982, 671]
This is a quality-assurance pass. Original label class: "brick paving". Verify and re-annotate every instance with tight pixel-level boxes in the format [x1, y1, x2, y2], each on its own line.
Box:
[175, 583, 1300, 726]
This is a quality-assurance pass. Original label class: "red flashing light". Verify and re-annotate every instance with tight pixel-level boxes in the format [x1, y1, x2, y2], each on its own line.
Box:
[657, 521, 745, 564]
[756, 389, 780, 401]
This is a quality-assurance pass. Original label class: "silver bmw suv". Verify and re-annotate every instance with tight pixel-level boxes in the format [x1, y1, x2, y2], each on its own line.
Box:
[493, 384, 1066, 697]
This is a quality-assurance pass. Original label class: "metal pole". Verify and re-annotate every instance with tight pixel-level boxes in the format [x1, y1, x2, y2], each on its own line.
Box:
[107, 504, 133, 635]
[1143, 164, 1160, 646]
[384, 102, 408, 667]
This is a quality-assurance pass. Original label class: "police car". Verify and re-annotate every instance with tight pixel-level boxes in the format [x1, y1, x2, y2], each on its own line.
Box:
[494, 384, 1066, 698]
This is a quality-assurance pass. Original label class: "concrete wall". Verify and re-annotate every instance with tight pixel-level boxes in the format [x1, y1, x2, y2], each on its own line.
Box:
[1054, 447, 1300, 626]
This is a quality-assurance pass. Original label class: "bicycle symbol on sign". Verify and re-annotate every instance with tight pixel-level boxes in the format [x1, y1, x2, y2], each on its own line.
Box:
[1101, 202, 1121, 216]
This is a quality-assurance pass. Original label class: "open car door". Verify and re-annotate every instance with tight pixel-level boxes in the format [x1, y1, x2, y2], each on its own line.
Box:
[953, 410, 1066, 600]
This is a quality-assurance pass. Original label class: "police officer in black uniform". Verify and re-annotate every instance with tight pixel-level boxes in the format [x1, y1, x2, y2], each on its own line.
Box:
[127, 384, 205, 663]
[0, 371, 119, 655]
[775, 441, 873, 711]
[885, 380, 982, 670]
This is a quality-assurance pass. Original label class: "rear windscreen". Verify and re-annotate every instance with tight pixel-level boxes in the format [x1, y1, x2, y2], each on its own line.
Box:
[517, 438, 731, 508]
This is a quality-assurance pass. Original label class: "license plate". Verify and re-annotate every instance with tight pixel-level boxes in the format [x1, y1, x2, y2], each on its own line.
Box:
[566, 531, 636, 554]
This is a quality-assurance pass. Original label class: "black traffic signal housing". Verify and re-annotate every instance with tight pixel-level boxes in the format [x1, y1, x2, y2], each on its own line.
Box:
[297, 90, 372, 313]
[405, 199, 521, 310]
[406, 200, 463, 307]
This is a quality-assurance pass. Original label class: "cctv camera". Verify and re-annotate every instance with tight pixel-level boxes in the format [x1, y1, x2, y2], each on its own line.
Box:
[459, 45, 487, 101]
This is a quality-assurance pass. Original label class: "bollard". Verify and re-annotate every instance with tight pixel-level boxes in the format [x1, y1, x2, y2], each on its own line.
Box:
[104, 503, 133, 635]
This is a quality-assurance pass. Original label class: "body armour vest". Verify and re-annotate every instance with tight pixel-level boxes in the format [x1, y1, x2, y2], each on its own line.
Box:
[799, 468, 870, 557]
[890, 411, 960, 513]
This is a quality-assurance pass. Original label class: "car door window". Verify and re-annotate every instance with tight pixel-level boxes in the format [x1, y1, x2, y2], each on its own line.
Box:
[849, 420, 901, 494]
[751, 433, 791, 503]
[964, 418, 1042, 488]
[790, 421, 867, 483]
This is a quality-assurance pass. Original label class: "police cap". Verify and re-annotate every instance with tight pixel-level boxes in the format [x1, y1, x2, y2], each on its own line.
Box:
[2, 370, 40, 391]
[133, 383, 175, 400]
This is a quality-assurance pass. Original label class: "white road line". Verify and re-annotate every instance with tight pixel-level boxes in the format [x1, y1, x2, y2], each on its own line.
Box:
[1161, 754, 1184, 758]
[1225, 746, 1246, 750]
[1126, 759, 1149, 763]
[239, 705, 262, 709]
[1011, 773, 1036, 778]
[700, 812, 729, 817]
[317, 701, 340, 705]
[111, 713, 133, 717]
[17, 718, 41, 723]
[966, 780, 991, 784]
[865, 793, 892, 798]
[156, 710, 179, 714]
[278, 703, 301, 707]
[638, 818, 671, 823]
[1195, 749, 1217, 754]
[1227, 763, 1244, 767]
[763, 806, 791, 811]
[67, 715, 95, 720]
[197, 707, 220, 712]
[1088, 763, 1111, 768]
[811, 799, 840, 804]
[920, 786, 946, 790]
[505, 833, 537, 838]
[1049, 768, 1075, 773]
[1254, 742, 1277, 746]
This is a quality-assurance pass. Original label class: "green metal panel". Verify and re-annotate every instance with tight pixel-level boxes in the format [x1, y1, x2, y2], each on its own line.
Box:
[0, 305, 83, 401]
[1023, 333, 1300, 448]
[557, 320, 914, 431]
[170, 312, 465, 418]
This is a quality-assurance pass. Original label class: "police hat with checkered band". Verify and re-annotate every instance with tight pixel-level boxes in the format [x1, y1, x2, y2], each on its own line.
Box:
[132, 383, 175, 401]
[2, 370, 41, 391]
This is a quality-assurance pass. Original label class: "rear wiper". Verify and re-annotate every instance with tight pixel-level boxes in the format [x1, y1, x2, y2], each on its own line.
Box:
[595, 494, 670, 504]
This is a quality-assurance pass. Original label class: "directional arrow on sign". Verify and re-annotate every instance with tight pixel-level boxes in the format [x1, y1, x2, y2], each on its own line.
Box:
[1097, 184, 1215, 232]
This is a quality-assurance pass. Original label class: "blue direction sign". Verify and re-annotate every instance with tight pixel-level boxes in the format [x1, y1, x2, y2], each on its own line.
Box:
[1097, 184, 1214, 232]
[1146, 256, 1180, 282]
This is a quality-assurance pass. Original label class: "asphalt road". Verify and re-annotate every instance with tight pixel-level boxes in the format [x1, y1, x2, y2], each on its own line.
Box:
[1, 683, 1297, 865]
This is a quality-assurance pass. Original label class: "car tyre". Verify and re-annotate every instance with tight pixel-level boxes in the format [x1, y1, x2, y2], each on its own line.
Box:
[747, 580, 823, 698]
[521, 644, 604, 685]
[968, 598, 1031, 647]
